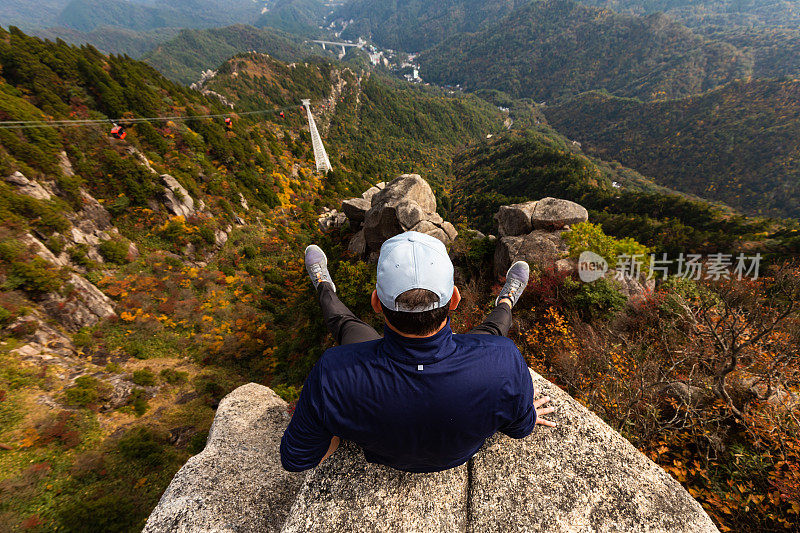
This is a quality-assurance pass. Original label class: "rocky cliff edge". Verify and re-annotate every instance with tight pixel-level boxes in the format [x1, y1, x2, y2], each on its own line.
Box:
[144, 370, 719, 532]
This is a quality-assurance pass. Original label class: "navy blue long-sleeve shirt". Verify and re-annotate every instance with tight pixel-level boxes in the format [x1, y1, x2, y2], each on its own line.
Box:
[280, 320, 536, 473]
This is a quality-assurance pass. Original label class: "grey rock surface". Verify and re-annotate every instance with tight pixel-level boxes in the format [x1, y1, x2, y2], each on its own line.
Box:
[318, 208, 347, 232]
[162, 174, 196, 218]
[440, 221, 458, 241]
[370, 174, 436, 212]
[22, 233, 68, 267]
[361, 182, 386, 201]
[494, 230, 570, 275]
[469, 369, 719, 533]
[463, 229, 487, 240]
[556, 257, 578, 275]
[5, 171, 52, 200]
[358, 175, 456, 254]
[395, 201, 425, 229]
[281, 441, 468, 533]
[495, 201, 538, 237]
[41, 274, 116, 331]
[143, 383, 305, 533]
[347, 230, 367, 257]
[341, 197, 372, 223]
[58, 151, 75, 177]
[363, 204, 404, 251]
[532, 197, 589, 230]
[148, 374, 718, 533]
[605, 269, 651, 298]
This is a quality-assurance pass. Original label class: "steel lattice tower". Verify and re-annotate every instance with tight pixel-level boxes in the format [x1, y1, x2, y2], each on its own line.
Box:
[302, 99, 332, 173]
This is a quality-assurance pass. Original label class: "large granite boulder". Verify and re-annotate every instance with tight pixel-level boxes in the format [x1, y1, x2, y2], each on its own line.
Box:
[494, 230, 570, 275]
[606, 269, 653, 298]
[361, 182, 386, 201]
[40, 273, 116, 331]
[5, 171, 52, 200]
[362, 204, 404, 251]
[143, 383, 305, 533]
[468, 369, 718, 533]
[341, 197, 371, 223]
[370, 174, 437, 213]
[495, 201, 538, 237]
[282, 441, 468, 533]
[147, 372, 719, 532]
[318, 208, 347, 232]
[162, 174, 197, 218]
[342, 175, 457, 257]
[531, 197, 588, 230]
[347, 230, 367, 256]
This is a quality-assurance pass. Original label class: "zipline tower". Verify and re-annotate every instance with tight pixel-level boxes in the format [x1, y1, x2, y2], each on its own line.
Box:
[302, 99, 332, 173]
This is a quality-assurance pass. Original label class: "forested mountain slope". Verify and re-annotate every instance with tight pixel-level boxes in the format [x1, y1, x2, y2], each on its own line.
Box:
[708, 27, 800, 79]
[0, 28, 516, 530]
[1, 25, 799, 533]
[0, 0, 71, 31]
[202, 54, 506, 189]
[332, 0, 530, 52]
[141, 25, 322, 85]
[576, 0, 800, 78]
[0, 27, 359, 530]
[255, 0, 330, 37]
[33, 25, 180, 58]
[418, 0, 750, 102]
[578, 0, 800, 31]
[449, 129, 796, 256]
[55, 0, 265, 32]
[544, 79, 800, 219]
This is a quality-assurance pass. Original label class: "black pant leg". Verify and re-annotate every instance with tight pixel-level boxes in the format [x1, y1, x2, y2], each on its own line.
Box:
[466, 304, 512, 337]
[317, 284, 382, 345]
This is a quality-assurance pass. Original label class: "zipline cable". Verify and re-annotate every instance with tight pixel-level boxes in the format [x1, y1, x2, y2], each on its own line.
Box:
[0, 103, 311, 130]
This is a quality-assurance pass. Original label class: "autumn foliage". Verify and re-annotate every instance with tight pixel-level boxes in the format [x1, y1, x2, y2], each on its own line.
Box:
[477, 263, 800, 531]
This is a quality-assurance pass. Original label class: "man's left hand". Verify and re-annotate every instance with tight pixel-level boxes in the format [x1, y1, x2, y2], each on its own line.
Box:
[534, 388, 556, 427]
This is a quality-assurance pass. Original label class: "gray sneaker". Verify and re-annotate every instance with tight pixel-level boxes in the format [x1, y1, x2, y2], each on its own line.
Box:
[305, 245, 336, 292]
[495, 261, 530, 307]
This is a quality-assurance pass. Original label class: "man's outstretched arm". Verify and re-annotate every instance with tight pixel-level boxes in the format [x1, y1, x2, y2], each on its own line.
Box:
[499, 351, 557, 438]
[280, 365, 336, 471]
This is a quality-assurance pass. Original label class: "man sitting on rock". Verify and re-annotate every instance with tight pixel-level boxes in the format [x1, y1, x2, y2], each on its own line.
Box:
[280, 231, 556, 473]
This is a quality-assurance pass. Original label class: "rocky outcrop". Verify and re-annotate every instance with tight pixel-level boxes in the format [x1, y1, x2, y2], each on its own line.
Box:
[468, 370, 716, 533]
[318, 208, 348, 232]
[347, 230, 367, 256]
[491, 198, 651, 298]
[143, 384, 305, 533]
[340, 197, 371, 223]
[495, 201, 538, 237]
[41, 274, 116, 331]
[531, 197, 588, 230]
[361, 182, 386, 201]
[492, 197, 582, 275]
[146, 370, 718, 533]
[8, 168, 122, 331]
[282, 441, 468, 533]
[9, 313, 76, 362]
[495, 230, 570, 275]
[20, 232, 117, 330]
[162, 174, 197, 218]
[607, 269, 653, 298]
[5, 171, 52, 200]
[340, 175, 457, 258]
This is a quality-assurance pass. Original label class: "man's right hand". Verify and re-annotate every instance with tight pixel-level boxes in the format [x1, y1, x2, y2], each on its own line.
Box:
[534, 388, 557, 427]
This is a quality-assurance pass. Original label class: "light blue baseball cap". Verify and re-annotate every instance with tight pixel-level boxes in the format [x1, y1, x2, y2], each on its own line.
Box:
[376, 231, 454, 312]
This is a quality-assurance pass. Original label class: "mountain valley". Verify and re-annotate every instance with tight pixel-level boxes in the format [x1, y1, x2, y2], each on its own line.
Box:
[0, 1, 799, 531]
